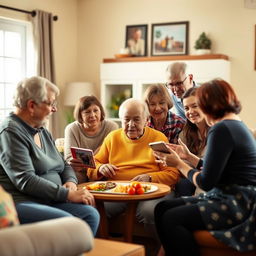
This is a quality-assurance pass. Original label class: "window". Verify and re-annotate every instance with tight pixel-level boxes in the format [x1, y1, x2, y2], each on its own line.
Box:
[0, 17, 35, 122]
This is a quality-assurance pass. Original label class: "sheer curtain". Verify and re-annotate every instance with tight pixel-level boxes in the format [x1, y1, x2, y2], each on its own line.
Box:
[32, 10, 58, 138]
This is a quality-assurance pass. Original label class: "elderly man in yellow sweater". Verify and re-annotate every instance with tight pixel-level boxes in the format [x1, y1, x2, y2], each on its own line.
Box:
[88, 98, 180, 233]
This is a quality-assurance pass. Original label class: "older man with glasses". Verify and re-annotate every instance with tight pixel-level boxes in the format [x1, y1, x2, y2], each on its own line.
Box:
[166, 62, 195, 120]
[0, 76, 100, 236]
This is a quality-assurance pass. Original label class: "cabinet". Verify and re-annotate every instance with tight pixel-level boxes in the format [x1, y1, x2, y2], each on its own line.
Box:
[100, 54, 230, 122]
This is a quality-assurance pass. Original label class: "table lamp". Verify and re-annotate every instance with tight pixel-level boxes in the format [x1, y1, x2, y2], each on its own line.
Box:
[64, 82, 95, 123]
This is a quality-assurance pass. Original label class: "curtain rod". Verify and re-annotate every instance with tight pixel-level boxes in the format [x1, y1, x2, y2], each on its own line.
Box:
[0, 5, 58, 21]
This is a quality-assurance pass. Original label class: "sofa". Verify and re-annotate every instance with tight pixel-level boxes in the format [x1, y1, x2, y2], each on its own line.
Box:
[0, 217, 94, 256]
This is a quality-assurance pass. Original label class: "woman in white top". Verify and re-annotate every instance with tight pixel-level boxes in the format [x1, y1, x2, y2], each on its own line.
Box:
[64, 95, 118, 183]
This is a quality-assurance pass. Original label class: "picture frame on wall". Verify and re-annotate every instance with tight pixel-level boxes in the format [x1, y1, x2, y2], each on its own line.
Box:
[151, 21, 189, 56]
[125, 24, 147, 56]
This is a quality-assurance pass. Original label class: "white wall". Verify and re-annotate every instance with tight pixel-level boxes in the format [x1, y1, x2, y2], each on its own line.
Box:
[77, 0, 256, 129]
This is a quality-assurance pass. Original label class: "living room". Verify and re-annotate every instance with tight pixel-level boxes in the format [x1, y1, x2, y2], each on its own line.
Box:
[0, 1, 256, 256]
[0, 0, 255, 138]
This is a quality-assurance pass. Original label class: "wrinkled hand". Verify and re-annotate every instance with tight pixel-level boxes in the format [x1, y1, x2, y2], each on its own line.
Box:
[132, 174, 151, 182]
[63, 181, 77, 191]
[98, 164, 118, 178]
[67, 188, 95, 206]
[69, 158, 87, 172]
[167, 139, 191, 160]
[154, 146, 182, 168]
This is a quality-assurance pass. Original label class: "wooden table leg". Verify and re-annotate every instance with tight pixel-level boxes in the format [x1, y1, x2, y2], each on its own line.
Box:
[96, 201, 109, 239]
[124, 201, 138, 242]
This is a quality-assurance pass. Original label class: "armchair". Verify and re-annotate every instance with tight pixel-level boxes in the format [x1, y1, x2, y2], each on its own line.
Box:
[0, 217, 94, 256]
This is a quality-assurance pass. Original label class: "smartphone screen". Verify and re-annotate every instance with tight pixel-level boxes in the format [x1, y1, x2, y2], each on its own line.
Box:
[149, 141, 170, 154]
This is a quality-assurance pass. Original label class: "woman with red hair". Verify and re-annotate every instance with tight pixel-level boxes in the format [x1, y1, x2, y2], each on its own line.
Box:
[153, 79, 256, 256]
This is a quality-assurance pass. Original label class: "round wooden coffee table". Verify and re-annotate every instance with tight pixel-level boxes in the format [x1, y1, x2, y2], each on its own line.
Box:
[78, 181, 171, 242]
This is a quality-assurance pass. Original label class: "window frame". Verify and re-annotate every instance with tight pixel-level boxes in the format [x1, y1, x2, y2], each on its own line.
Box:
[0, 17, 35, 121]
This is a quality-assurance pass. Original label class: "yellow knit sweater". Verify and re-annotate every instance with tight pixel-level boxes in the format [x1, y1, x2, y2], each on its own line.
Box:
[88, 127, 180, 186]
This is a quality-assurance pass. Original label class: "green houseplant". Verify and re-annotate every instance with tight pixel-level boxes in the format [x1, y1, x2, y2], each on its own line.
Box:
[194, 32, 212, 55]
[107, 89, 131, 118]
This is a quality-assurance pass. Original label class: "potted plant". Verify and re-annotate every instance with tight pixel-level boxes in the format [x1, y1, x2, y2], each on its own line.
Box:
[194, 32, 212, 55]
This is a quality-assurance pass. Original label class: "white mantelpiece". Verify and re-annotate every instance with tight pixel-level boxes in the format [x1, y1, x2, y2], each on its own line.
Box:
[100, 54, 230, 120]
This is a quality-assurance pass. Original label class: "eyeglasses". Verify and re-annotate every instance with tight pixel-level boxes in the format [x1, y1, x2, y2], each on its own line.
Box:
[166, 76, 188, 89]
[41, 100, 57, 108]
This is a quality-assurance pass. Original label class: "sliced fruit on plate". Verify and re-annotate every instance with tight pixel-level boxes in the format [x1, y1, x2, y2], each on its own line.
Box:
[112, 182, 152, 194]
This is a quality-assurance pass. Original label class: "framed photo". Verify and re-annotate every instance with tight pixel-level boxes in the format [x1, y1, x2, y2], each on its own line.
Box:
[70, 147, 96, 169]
[125, 24, 147, 56]
[151, 21, 189, 56]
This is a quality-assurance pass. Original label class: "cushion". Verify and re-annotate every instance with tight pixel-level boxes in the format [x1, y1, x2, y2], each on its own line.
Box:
[0, 186, 19, 228]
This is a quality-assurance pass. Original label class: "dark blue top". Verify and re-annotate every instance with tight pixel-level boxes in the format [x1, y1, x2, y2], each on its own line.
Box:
[188, 120, 256, 191]
[0, 113, 77, 203]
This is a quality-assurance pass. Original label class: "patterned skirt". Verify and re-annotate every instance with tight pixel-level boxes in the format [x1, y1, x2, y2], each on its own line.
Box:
[182, 184, 256, 252]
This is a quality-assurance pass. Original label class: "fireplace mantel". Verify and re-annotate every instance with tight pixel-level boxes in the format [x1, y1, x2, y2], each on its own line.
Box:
[100, 54, 230, 121]
[103, 54, 229, 63]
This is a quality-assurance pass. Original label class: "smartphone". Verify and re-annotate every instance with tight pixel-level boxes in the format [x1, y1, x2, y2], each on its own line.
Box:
[149, 141, 170, 154]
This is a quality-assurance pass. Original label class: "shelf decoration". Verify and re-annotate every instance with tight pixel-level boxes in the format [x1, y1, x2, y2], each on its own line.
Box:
[151, 21, 189, 56]
[194, 32, 212, 55]
[107, 89, 131, 118]
[125, 24, 148, 56]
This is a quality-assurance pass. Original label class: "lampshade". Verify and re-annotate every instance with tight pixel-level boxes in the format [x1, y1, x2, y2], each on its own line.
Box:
[64, 82, 95, 106]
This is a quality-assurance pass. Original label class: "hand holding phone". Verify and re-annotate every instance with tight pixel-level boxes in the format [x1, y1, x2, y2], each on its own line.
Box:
[149, 141, 170, 154]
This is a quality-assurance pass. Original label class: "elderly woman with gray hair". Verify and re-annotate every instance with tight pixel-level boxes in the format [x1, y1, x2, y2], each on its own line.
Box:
[0, 76, 99, 236]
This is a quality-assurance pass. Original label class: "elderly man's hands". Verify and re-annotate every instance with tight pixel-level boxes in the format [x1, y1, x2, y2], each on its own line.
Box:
[98, 164, 118, 178]
[63, 181, 77, 191]
[132, 174, 151, 182]
[67, 188, 95, 206]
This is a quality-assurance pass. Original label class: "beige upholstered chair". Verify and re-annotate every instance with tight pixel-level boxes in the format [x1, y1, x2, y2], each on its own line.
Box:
[0, 217, 94, 256]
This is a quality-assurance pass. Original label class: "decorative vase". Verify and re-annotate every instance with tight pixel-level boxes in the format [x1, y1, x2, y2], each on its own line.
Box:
[195, 49, 211, 55]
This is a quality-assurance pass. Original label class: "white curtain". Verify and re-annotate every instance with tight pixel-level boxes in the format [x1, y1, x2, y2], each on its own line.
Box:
[32, 10, 59, 138]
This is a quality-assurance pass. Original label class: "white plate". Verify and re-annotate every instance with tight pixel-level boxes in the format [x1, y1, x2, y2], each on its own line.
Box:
[85, 182, 158, 194]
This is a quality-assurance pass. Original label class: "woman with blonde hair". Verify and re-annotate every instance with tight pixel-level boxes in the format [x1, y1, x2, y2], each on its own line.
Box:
[144, 84, 185, 144]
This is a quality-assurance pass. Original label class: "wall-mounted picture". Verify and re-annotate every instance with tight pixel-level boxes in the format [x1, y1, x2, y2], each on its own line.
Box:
[125, 24, 147, 56]
[151, 21, 189, 56]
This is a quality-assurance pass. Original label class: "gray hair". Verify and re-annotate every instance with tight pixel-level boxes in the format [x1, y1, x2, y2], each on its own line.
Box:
[118, 98, 150, 120]
[166, 62, 187, 80]
[13, 76, 59, 108]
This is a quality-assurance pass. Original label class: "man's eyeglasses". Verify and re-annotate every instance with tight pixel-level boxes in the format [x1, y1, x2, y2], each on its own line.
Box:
[41, 100, 57, 108]
[166, 76, 188, 89]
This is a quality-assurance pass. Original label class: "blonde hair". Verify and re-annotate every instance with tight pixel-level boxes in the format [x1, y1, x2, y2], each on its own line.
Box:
[144, 84, 173, 109]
